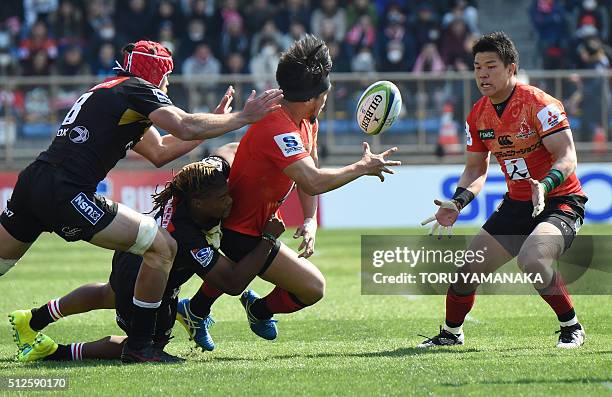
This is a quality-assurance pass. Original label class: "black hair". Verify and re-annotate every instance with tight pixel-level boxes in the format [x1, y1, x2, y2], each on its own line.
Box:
[276, 34, 332, 102]
[150, 162, 226, 214]
[472, 31, 519, 74]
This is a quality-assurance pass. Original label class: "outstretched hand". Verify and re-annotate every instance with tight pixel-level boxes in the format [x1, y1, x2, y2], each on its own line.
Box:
[421, 199, 460, 238]
[241, 89, 284, 123]
[360, 142, 402, 182]
[528, 178, 546, 217]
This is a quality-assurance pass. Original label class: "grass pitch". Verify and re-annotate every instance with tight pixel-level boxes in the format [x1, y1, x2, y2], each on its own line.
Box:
[0, 226, 610, 396]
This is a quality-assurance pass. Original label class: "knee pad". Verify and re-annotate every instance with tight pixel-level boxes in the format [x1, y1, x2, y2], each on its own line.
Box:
[0, 258, 18, 276]
[127, 216, 158, 256]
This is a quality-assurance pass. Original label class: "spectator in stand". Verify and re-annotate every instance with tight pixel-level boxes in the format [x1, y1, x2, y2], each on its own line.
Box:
[409, 2, 441, 53]
[50, 0, 86, 51]
[157, 21, 177, 56]
[412, 42, 445, 73]
[152, 0, 185, 41]
[21, 49, 53, 76]
[23, 0, 59, 30]
[188, 0, 219, 38]
[327, 40, 350, 72]
[346, 0, 378, 29]
[250, 39, 280, 91]
[56, 45, 90, 76]
[90, 42, 116, 79]
[18, 20, 58, 69]
[178, 19, 212, 68]
[378, 3, 417, 72]
[182, 42, 222, 112]
[575, 34, 610, 141]
[345, 14, 377, 60]
[219, 13, 250, 62]
[275, 0, 310, 34]
[245, 0, 277, 35]
[114, 0, 153, 44]
[283, 20, 307, 46]
[223, 51, 247, 74]
[569, 0, 609, 42]
[442, 0, 479, 34]
[84, 0, 113, 42]
[351, 46, 377, 73]
[439, 18, 470, 71]
[251, 19, 289, 57]
[311, 0, 347, 43]
[530, 0, 570, 69]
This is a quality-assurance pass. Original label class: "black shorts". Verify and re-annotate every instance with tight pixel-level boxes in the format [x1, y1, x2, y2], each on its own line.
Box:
[220, 227, 281, 275]
[0, 161, 117, 242]
[110, 251, 178, 345]
[482, 193, 587, 256]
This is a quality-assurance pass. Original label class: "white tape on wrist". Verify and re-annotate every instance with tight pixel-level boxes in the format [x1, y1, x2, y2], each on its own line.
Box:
[127, 216, 158, 256]
[303, 217, 317, 234]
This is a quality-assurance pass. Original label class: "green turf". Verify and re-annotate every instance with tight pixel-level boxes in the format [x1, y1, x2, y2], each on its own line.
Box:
[0, 227, 610, 397]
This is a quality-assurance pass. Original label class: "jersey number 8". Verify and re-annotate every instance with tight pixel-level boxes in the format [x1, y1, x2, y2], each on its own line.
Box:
[61, 92, 94, 126]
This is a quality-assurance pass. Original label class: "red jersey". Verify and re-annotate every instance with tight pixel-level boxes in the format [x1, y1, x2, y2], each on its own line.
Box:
[223, 107, 318, 236]
[465, 83, 584, 200]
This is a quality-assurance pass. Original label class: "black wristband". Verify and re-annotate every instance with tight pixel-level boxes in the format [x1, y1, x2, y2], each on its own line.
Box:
[451, 187, 475, 211]
[261, 232, 277, 244]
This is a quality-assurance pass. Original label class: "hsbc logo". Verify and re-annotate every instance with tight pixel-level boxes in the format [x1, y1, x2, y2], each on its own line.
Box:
[497, 135, 513, 146]
[478, 129, 495, 140]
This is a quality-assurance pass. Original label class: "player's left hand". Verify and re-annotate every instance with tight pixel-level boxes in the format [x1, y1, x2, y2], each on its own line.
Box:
[528, 178, 546, 217]
[294, 217, 317, 258]
[214, 85, 235, 114]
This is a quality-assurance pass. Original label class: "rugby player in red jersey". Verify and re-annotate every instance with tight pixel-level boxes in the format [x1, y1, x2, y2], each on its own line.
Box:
[175, 35, 401, 349]
[2, 40, 282, 363]
[419, 32, 587, 348]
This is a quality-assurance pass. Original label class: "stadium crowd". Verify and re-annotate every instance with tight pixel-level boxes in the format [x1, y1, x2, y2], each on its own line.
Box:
[0, 0, 484, 78]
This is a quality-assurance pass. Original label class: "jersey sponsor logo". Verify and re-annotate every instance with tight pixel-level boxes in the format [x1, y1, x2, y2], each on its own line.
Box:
[2, 207, 13, 217]
[465, 122, 472, 146]
[516, 118, 536, 140]
[478, 129, 495, 140]
[152, 88, 172, 105]
[536, 103, 566, 132]
[90, 76, 130, 90]
[273, 132, 306, 157]
[69, 126, 89, 144]
[497, 135, 513, 146]
[503, 158, 531, 180]
[70, 192, 104, 225]
[190, 247, 214, 268]
[493, 141, 542, 158]
[161, 200, 174, 229]
[56, 128, 68, 137]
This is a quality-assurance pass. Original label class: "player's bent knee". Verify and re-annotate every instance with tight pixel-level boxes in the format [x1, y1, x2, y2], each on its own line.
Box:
[127, 216, 159, 256]
[0, 258, 18, 276]
[517, 243, 552, 273]
[301, 275, 326, 305]
[142, 230, 177, 273]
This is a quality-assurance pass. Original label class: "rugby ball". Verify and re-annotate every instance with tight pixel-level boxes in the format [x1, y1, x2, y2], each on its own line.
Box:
[356, 80, 402, 135]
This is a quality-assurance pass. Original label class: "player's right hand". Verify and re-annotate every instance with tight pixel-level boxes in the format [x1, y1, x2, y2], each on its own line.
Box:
[421, 199, 460, 238]
[241, 89, 283, 123]
[263, 215, 285, 239]
[360, 142, 402, 182]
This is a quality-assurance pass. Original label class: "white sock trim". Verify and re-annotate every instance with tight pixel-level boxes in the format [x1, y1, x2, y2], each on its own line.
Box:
[443, 324, 463, 334]
[560, 315, 578, 327]
[133, 297, 161, 309]
[47, 299, 63, 321]
[70, 342, 84, 360]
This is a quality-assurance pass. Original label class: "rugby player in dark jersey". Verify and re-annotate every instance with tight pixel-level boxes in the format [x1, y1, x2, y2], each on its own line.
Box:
[13, 151, 285, 363]
[2, 40, 282, 362]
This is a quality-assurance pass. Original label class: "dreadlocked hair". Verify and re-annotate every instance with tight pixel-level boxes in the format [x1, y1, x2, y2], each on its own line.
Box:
[150, 162, 227, 214]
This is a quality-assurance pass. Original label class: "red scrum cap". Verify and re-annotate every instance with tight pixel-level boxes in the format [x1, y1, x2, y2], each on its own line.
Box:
[122, 40, 173, 87]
